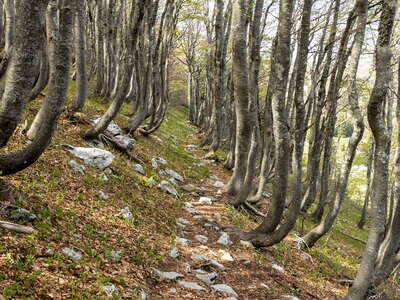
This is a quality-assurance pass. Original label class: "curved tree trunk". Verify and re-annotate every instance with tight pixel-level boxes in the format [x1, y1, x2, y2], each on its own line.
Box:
[345, 1, 396, 298]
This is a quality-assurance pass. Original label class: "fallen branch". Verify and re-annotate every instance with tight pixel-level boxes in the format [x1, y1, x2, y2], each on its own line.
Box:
[0, 220, 35, 234]
[98, 133, 144, 165]
[242, 201, 266, 218]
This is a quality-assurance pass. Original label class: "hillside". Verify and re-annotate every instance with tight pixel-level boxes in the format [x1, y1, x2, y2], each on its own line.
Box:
[0, 97, 398, 299]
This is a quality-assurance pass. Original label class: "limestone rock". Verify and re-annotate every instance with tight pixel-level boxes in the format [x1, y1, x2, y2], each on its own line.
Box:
[65, 145, 114, 170]
[211, 284, 238, 296]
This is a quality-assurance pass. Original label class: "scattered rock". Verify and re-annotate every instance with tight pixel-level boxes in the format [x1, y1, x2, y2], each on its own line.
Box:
[183, 202, 199, 215]
[191, 253, 208, 261]
[182, 184, 197, 192]
[93, 118, 122, 136]
[97, 191, 109, 200]
[224, 298, 238, 300]
[98, 173, 109, 181]
[281, 296, 300, 300]
[213, 181, 225, 188]
[219, 249, 234, 262]
[198, 197, 213, 205]
[201, 260, 225, 271]
[151, 158, 158, 169]
[217, 232, 233, 246]
[196, 272, 218, 285]
[101, 284, 120, 300]
[176, 237, 190, 246]
[65, 146, 115, 170]
[159, 181, 179, 197]
[157, 157, 168, 165]
[260, 283, 269, 289]
[177, 218, 191, 225]
[213, 213, 222, 219]
[272, 263, 285, 273]
[113, 134, 135, 150]
[178, 281, 206, 291]
[62, 247, 82, 261]
[108, 250, 122, 263]
[115, 207, 134, 221]
[44, 248, 54, 257]
[240, 240, 253, 248]
[211, 284, 238, 296]
[133, 164, 145, 175]
[210, 175, 219, 180]
[69, 160, 85, 174]
[1, 205, 37, 223]
[168, 177, 178, 186]
[164, 169, 184, 182]
[138, 290, 147, 300]
[153, 269, 184, 280]
[195, 235, 208, 244]
[169, 288, 177, 293]
[169, 247, 180, 258]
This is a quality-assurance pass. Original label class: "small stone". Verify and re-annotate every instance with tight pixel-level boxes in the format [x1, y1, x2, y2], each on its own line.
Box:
[104, 168, 113, 174]
[193, 215, 206, 220]
[260, 283, 269, 289]
[182, 184, 197, 192]
[198, 197, 213, 205]
[159, 180, 179, 197]
[196, 272, 218, 285]
[213, 181, 225, 188]
[1, 205, 37, 223]
[69, 160, 85, 174]
[108, 250, 122, 263]
[282, 296, 300, 300]
[213, 213, 222, 219]
[165, 169, 184, 182]
[98, 173, 109, 181]
[240, 240, 253, 248]
[133, 164, 145, 175]
[169, 288, 177, 293]
[44, 248, 54, 256]
[102, 284, 120, 300]
[153, 269, 184, 280]
[208, 250, 218, 257]
[198, 245, 209, 250]
[210, 175, 219, 180]
[195, 235, 208, 244]
[272, 263, 285, 273]
[184, 202, 199, 215]
[211, 284, 238, 296]
[138, 290, 147, 300]
[224, 298, 238, 300]
[204, 223, 212, 227]
[191, 253, 208, 261]
[157, 157, 168, 165]
[219, 249, 234, 262]
[97, 191, 109, 200]
[62, 247, 82, 261]
[203, 260, 225, 270]
[178, 281, 206, 291]
[169, 247, 180, 258]
[151, 158, 158, 169]
[217, 232, 233, 246]
[115, 207, 134, 221]
[177, 218, 191, 225]
[176, 237, 190, 246]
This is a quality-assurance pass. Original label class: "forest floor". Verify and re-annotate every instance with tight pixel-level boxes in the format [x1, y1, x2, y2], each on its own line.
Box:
[0, 91, 399, 299]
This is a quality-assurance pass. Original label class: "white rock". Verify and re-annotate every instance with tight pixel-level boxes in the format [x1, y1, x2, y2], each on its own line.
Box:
[224, 298, 238, 300]
[151, 158, 158, 169]
[69, 160, 85, 174]
[115, 207, 133, 221]
[191, 253, 208, 261]
[198, 197, 213, 205]
[213, 213, 222, 219]
[159, 180, 178, 197]
[178, 281, 206, 291]
[133, 164, 145, 175]
[184, 202, 199, 214]
[211, 284, 238, 296]
[66, 146, 114, 170]
[138, 291, 147, 300]
[169, 288, 177, 293]
[260, 283, 269, 289]
[195, 235, 208, 244]
[219, 249, 234, 262]
[217, 232, 233, 246]
[213, 181, 225, 188]
[204, 260, 225, 270]
[177, 218, 191, 225]
[198, 245, 209, 250]
[196, 272, 218, 285]
[97, 191, 109, 200]
[169, 247, 180, 258]
[114, 134, 135, 150]
[272, 263, 285, 273]
[153, 269, 184, 280]
[176, 237, 190, 246]
[98, 173, 109, 181]
[157, 157, 168, 165]
[108, 250, 122, 263]
[102, 284, 120, 299]
[282, 296, 300, 300]
[164, 169, 184, 182]
[93, 118, 122, 136]
[240, 240, 253, 248]
[62, 247, 82, 261]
